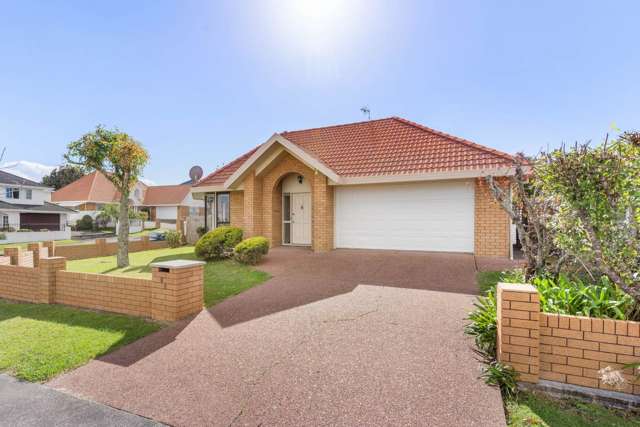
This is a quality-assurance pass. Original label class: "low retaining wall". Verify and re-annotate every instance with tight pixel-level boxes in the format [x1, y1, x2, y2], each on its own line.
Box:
[0, 251, 204, 321]
[42, 237, 168, 261]
[497, 283, 640, 397]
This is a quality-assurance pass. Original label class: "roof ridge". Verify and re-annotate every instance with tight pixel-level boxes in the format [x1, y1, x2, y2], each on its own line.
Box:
[86, 171, 99, 200]
[196, 146, 260, 186]
[280, 117, 394, 135]
[391, 117, 515, 162]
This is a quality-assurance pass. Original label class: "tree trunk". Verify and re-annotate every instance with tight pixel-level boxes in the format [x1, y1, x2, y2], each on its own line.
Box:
[117, 190, 130, 268]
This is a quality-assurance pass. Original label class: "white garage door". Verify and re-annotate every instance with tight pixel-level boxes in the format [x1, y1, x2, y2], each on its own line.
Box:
[334, 180, 474, 252]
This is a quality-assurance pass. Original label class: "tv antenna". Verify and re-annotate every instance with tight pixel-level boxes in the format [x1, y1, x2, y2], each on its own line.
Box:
[0, 147, 5, 163]
[360, 106, 371, 120]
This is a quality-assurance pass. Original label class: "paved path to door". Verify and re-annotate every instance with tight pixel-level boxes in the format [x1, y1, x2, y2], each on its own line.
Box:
[50, 248, 516, 426]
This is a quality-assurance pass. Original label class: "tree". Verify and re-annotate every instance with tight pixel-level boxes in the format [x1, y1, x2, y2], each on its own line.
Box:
[66, 126, 149, 267]
[41, 165, 85, 190]
[97, 203, 146, 229]
[486, 157, 563, 280]
[538, 132, 640, 301]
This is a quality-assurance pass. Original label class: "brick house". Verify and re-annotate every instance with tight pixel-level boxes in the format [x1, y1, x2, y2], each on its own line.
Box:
[51, 171, 203, 227]
[192, 117, 515, 257]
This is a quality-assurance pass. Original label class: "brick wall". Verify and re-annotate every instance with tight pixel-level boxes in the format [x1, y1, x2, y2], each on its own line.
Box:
[497, 283, 640, 396]
[474, 177, 511, 257]
[56, 270, 152, 317]
[312, 173, 334, 252]
[0, 257, 204, 321]
[50, 237, 168, 261]
[230, 191, 244, 228]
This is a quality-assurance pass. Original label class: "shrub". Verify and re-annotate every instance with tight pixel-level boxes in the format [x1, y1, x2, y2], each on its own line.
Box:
[480, 359, 519, 400]
[234, 237, 269, 265]
[465, 290, 498, 358]
[0, 233, 5, 240]
[196, 226, 207, 237]
[17, 229, 31, 232]
[194, 226, 243, 260]
[165, 230, 183, 248]
[76, 215, 94, 231]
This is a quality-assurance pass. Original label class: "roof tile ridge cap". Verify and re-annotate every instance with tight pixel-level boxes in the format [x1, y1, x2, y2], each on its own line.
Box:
[195, 146, 261, 186]
[391, 117, 515, 162]
[86, 170, 99, 201]
[280, 116, 394, 135]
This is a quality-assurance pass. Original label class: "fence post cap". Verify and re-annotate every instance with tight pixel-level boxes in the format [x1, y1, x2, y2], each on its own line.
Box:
[497, 282, 537, 293]
[150, 259, 205, 270]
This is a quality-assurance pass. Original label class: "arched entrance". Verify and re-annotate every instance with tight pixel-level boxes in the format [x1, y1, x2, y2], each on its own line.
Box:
[279, 173, 312, 246]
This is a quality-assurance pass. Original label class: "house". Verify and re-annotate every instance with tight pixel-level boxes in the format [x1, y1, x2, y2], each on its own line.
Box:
[192, 117, 515, 257]
[0, 169, 75, 242]
[51, 171, 202, 229]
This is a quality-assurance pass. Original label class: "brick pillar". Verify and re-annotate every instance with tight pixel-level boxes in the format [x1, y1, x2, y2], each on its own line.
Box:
[3, 247, 21, 266]
[42, 240, 56, 257]
[312, 173, 334, 252]
[474, 178, 511, 257]
[0, 256, 10, 266]
[27, 242, 49, 267]
[95, 238, 107, 256]
[38, 256, 66, 303]
[150, 260, 205, 321]
[243, 171, 263, 237]
[141, 235, 150, 250]
[497, 282, 540, 383]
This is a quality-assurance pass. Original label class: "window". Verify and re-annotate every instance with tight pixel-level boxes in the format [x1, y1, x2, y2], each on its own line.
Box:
[26, 189, 32, 200]
[1, 215, 8, 230]
[282, 193, 291, 244]
[216, 193, 230, 225]
[205, 194, 215, 230]
[5, 187, 19, 199]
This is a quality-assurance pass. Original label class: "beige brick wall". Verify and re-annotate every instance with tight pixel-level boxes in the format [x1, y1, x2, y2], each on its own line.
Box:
[242, 171, 263, 237]
[49, 237, 168, 261]
[474, 177, 511, 257]
[230, 191, 244, 228]
[0, 255, 203, 321]
[497, 283, 640, 395]
[312, 173, 334, 252]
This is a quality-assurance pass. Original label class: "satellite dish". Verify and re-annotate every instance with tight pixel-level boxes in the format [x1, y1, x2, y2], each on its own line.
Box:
[189, 165, 203, 184]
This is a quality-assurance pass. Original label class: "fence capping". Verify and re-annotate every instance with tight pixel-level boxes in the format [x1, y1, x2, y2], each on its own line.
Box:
[150, 260, 205, 271]
[498, 282, 537, 293]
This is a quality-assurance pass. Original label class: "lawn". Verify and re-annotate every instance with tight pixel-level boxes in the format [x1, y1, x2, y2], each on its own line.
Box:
[0, 299, 161, 382]
[507, 391, 640, 427]
[66, 246, 271, 307]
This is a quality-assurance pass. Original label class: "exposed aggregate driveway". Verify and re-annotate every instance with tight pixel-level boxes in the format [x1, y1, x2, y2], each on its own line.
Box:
[49, 248, 517, 426]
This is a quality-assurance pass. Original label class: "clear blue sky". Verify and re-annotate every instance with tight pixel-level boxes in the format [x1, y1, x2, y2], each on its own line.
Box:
[0, 1, 638, 184]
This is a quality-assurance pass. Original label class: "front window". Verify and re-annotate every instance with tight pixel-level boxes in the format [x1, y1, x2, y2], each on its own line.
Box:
[216, 193, 230, 225]
[1, 215, 8, 230]
[5, 187, 19, 199]
[26, 189, 32, 200]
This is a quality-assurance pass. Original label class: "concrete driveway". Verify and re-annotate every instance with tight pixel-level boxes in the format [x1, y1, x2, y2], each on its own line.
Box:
[49, 248, 515, 426]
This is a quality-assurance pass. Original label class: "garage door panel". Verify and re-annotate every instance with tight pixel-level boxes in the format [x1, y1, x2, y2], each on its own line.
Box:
[335, 181, 474, 252]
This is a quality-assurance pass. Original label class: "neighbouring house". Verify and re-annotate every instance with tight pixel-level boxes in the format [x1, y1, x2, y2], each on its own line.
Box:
[192, 117, 516, 257]
[0, 169, 75, 243]
[51, 171, 202, 230]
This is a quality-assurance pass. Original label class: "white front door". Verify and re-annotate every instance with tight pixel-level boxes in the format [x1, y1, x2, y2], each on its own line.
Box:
[291, 193, 311, 245]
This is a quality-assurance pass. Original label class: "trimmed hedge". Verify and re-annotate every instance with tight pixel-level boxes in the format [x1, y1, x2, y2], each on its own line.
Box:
[234, 236, 269, 265]
[194, 226, 243, 260]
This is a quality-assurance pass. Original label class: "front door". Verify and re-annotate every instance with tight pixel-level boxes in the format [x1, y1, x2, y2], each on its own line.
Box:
[290, 193, 311, 245]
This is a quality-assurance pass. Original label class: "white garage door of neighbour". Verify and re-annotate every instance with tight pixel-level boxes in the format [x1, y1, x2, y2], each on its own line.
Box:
[334, 180, 474, 252]
[156, 206, 177, 220]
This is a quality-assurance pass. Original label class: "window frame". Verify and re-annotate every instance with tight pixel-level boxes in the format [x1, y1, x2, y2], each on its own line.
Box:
[216, 192, 231, 226]
[26, 189, 32, 200]
[5, 187, 20, 199]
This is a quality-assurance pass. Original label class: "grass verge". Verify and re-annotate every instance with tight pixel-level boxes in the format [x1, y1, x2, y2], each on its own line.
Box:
[65, 246, 270, 307]
[0, 300, 161, 382]
[507, 391, 640, 426]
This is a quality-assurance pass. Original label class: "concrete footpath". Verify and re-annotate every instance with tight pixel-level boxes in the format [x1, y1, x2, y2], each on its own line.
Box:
[0, 374, 162, 427]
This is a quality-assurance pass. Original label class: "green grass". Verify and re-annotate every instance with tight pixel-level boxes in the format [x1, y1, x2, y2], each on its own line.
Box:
[66, 246, 271, 307]
[507, 392, 640, 426]
[477, 270, 503, 294]
[0, 300, 161, 382]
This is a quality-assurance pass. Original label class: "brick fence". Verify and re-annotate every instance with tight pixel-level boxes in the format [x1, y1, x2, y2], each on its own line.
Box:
[39, 236, 168, 261]
[497, 283, 640, 396]
[0, 246, 204, 321]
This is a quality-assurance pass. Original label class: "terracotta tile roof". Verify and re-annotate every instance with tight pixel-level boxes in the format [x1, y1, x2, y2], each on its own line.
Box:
[53, 171, 190, 206]
[195, 146, 260, 187]
[142, 185, 191, 206]
[51, 171, 119, 203]
[196, 117, 515, 186]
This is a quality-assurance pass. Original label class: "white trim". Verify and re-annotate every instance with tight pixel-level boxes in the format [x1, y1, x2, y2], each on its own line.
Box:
[333, 167, 517, 186]
[191, 185, 226, 195]
[224, 134, 340, 188]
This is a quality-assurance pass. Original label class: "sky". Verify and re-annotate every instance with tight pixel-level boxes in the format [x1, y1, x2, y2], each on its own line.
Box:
[0, 0, 638, 184]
